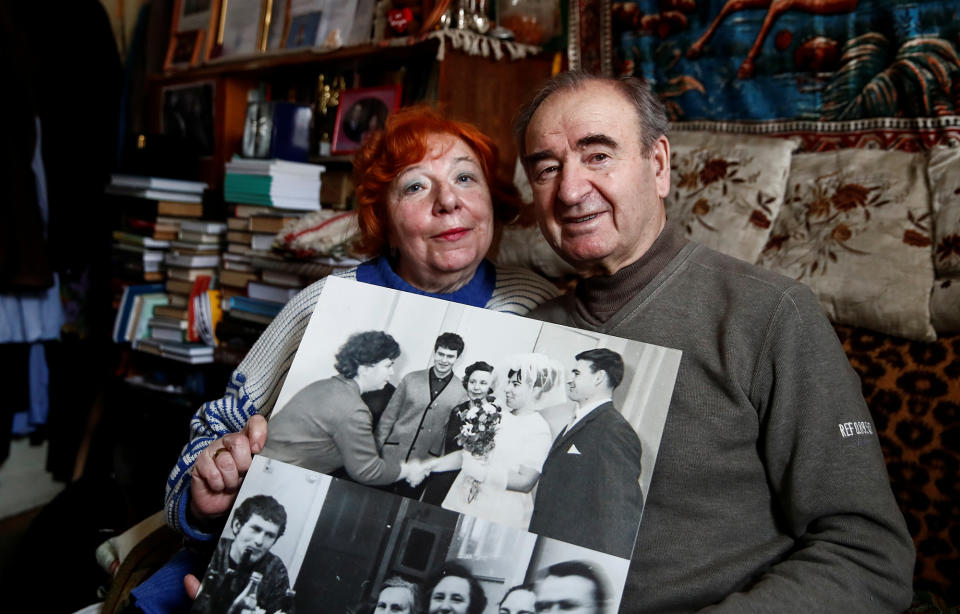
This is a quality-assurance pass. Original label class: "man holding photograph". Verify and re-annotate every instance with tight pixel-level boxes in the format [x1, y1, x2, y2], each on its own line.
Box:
[376, 332, 469, 497]
[515, 71, 914, 611]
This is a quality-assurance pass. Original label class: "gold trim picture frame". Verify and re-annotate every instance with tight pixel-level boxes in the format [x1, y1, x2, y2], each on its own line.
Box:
[164, 0, 221, 70]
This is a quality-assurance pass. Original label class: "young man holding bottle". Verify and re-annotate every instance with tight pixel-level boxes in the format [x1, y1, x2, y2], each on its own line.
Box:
[193, 494, 292, 614]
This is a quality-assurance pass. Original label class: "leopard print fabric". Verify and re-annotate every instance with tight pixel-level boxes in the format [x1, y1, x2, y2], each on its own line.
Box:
[835, 325, 959, 604]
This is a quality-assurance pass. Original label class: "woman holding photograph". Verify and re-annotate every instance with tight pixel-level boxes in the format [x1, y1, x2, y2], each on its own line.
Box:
[424, 354, 562, 530]
[256, 330, 413, 484]
[160, 107, 558, 554]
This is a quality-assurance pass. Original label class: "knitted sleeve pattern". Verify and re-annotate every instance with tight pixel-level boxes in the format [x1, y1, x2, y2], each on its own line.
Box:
[164, 268, 358, 537]
[486, 265, 561, 314]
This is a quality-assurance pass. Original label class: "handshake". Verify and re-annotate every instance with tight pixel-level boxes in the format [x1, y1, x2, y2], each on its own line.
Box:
[399, 458, 438, 487]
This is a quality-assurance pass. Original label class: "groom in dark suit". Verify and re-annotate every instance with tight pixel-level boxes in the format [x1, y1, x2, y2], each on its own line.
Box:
[529, 348, 644, 559]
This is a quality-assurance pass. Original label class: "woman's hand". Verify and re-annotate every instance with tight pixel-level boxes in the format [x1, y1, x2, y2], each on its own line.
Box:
[189, 414, 268, 520]
[184, 574, 201, 600]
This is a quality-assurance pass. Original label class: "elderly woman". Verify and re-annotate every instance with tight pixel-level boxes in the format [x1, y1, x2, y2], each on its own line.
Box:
[425, 353, 563, 530]
[426, 562, 487, 614]
[373, 576, 422, 614]
[164, 107, 559, 542]
[256, 330, 409, 483]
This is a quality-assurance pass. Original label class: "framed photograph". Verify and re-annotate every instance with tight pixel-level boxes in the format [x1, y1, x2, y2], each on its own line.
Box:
[264, 0, 291, 51]
[164, 0, 221, 69]
[331, 84, 402, 154]
[283, 0, 324, 48]
[165, 30, 203, 70]
[214, 0, 268, 59]
[161, 81, 216, 158]
[284, 9, 323, 48]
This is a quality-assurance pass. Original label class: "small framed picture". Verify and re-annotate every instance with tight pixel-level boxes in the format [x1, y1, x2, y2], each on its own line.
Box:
[165, 30, 203, 69]
[284, 10, 323, 48]
[214, 0, 270, 59]
[331, 85, 402, 155]
[164, 0, 221, 69]
[161, 81, 216, 158]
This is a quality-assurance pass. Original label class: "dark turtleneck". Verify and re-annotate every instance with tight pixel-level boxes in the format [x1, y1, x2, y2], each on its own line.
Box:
[573, 223, 688, 326]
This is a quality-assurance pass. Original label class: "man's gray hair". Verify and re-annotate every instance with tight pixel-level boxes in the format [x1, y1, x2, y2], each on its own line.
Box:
[513, 71, 668, 161]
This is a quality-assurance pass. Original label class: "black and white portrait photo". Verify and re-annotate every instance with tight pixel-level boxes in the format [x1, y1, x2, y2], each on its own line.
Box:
[260, 278, 682, 559]
[193, 457, 631, 614]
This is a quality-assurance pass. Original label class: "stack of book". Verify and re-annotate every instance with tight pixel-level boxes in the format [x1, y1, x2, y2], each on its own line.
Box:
[107, 174, 207, 283]
[111, 283, 168, 344]
[224, 157, 325, 212]
[148, 219, 226, 345]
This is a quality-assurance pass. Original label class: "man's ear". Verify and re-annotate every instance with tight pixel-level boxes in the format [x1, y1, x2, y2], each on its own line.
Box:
[231, 517, 242, 535]
[652, 135, 671, 200]
[593, 369, 607, 390]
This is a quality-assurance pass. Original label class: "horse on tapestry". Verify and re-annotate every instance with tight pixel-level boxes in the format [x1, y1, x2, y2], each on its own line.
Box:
[686, 0, 858, 78]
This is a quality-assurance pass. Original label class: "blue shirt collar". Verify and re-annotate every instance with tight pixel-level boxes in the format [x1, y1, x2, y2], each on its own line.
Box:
[355, 255, 495, 308]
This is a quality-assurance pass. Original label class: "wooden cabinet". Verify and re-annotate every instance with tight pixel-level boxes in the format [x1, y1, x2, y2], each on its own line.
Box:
[147, 40, 555, 188]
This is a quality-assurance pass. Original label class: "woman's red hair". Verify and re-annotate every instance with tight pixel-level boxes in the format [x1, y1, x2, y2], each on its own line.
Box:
[351, 105, 520, 257]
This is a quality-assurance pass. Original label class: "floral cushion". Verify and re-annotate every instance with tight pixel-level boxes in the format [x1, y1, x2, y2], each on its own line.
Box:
[931, 279, 960, 335]
[758, 148, 936, 341]
[665, 131, 798, 264]
[926, 146, 960, 278]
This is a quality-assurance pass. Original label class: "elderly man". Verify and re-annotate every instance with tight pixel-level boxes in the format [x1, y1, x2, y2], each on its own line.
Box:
[529, 348, 643, 558]
[516, 71, 914, 612]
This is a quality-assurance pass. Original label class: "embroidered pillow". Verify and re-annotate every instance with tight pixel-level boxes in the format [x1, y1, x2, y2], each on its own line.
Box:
[931, 278, 960, 335]
[926, 146, 960, 277]
[758, 148, 935, 341]
[665, 131, 798, 264]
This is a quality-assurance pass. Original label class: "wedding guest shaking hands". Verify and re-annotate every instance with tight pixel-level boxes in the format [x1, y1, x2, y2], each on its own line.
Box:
[165, 106, 559, 542]
[375, 332, 469, 498]
[258, 330, 421, 485]
[528, 349, 643, 558]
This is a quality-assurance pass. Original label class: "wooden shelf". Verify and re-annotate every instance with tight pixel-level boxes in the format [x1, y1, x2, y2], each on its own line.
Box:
[151, 39, 441, 84]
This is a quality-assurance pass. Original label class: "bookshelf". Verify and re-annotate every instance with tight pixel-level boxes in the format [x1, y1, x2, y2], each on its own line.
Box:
[146, 36, 555, 189]
[114, 26, 555, 375]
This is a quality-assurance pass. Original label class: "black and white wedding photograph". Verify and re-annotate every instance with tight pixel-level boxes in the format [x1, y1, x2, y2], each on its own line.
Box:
[259, 277, 682, 559]
[192, 456, 631, 614]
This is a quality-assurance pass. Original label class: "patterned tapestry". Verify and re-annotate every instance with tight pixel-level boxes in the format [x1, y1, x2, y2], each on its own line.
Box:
[608, 0, 960, 120]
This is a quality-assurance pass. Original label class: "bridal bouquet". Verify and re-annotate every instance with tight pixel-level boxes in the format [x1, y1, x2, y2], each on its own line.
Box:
[455, 397, 502, 502]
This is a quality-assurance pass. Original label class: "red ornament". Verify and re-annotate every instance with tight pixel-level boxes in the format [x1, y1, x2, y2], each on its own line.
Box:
[388, 8, 414, 33]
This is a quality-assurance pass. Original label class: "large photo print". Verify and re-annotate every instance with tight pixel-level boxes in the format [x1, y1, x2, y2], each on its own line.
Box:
[260, 277, 682, 559]
[193, 456, 632, 614]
